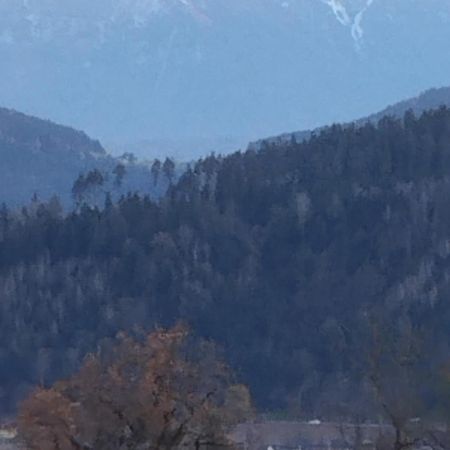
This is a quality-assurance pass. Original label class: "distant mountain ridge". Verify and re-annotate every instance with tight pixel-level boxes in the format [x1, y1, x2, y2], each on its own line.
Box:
[0, 107, 105, 157]
[362, 86, 450, 124]
[249, 86, 450, 150]
[1, 0, 450, 158]
[0, 107, 110, 207]
[0, 107, 169, 207]
[3, 86, 450, 208]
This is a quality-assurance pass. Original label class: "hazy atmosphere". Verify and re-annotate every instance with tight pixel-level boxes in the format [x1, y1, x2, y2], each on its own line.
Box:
[1, 0, 450, 158]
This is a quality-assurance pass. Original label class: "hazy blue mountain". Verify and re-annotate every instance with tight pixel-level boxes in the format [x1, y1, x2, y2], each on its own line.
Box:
[1, 0, 450, 159]
[362, 86, 450, 124]
[0, 107, 169, 207]
[249, 86, 450, 150]
[3, 85, 450, 208]
[0, 107, 107, 207]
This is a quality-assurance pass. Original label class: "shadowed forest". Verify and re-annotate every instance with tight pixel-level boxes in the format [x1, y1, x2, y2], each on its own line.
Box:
[2, 109, 450, 432]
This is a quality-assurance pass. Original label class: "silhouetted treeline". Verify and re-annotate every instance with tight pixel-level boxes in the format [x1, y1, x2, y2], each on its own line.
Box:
[2, 109, 450, 419]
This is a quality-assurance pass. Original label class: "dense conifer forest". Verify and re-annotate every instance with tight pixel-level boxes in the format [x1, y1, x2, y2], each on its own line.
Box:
[2, 108, 450, 421]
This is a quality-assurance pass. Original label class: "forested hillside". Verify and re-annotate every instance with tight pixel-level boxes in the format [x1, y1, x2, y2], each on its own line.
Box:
[250, 86, 450, 151]
[2, 108, 450, 419]
[365, 87, 450, 125]
[0, 107, 173, 207]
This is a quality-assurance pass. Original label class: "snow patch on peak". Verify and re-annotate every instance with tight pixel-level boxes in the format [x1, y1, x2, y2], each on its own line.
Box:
[352, 0, 375, 45]
[322, 0, 376, 50]
[110, 0, 210, 27]
[322, 0, 351, 26]
[111, 0, 164, 26]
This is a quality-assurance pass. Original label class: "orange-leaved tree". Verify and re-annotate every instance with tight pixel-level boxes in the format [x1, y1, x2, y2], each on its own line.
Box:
[18, 324, 252, 450]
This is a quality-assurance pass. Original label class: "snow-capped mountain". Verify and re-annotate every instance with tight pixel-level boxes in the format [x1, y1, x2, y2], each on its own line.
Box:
[0, 0, 449, 159]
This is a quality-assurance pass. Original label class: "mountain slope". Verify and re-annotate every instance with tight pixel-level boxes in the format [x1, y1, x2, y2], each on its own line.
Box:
[0, 107, 110, 206]
[0, 108, 169, 207]
[2, 108, 450, 415]
[363, 86, 450, 124]
[1, 0, 450, 158]
[250, 86, 450, 150]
